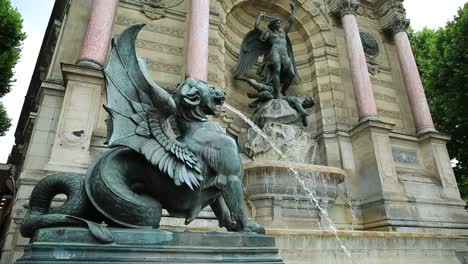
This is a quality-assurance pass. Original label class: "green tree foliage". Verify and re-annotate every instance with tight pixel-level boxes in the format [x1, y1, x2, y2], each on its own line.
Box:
[409, 3, 468, 202]
[0, 0, 26, 135]
[0, 102, 10, 136]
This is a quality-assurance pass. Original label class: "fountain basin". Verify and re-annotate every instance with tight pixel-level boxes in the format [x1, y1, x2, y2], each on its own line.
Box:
[243, 161, 347, 229]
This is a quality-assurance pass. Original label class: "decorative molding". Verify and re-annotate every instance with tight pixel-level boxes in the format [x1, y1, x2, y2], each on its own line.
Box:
[116, 16, 185, 38]
[377, 108, 401, 119]
[328, 0, 359, 19]
[377, 0, 405, 18]
[356, 5, 378, 20]
[370, 77, 393, 88]
[145, 59, 182, 75]
[208, 72, 219, 82]
[135, 39, 183, 55]
[374, 93, 398, 104]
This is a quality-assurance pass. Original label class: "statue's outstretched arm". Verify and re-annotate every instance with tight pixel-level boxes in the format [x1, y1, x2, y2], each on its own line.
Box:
[284, 2, 296, 34]
[255, 11, 265, 31]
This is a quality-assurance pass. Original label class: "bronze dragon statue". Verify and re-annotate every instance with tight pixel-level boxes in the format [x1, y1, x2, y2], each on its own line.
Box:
[20, 24, 264, 242]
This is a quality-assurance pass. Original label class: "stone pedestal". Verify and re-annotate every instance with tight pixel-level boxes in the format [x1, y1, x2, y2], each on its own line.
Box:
[349, 120, 468, 234]
[239, 122, 315, 163]
[252, 99, 302, 128]
[46, 64, 104, 173]
[16, 228, 284, 263]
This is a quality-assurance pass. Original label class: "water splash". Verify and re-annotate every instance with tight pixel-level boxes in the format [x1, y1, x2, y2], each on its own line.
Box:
[224, 103, 352, 258]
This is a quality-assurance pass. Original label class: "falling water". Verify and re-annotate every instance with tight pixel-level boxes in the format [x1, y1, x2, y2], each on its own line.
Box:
[224, 103, 352, 258]
[344, 178, 358, 230]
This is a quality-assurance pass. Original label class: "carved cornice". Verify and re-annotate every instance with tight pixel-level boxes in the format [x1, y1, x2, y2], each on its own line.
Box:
[379, 0, 410, 35]
[356, 5, 378, 20]
[329, 0, 360, 18]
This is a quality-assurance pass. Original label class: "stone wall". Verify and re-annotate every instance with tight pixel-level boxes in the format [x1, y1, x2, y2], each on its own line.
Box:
[269, 229, 467, 264]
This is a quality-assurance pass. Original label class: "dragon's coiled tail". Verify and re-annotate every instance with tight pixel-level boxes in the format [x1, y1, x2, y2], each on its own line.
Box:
[20, 173, 98, 237]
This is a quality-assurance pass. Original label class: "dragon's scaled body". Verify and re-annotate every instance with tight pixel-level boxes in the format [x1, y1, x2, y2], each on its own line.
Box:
[20, 24, 264, 242]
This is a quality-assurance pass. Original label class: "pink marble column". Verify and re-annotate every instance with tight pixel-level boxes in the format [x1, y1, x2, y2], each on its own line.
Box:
[342, 13, 379, 122]
[77, 0, 119, 68]
[185, 0, 210, 82]
[394, 31, 436, 134]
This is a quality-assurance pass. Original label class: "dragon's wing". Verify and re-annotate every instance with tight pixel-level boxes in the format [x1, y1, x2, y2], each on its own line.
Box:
[104, 24, 202, 190]
[234, 29, 269, 79]
[286, 35, 300, 83]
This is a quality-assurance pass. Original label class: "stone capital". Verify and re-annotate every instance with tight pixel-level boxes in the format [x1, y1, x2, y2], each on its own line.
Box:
[329, 0, 360, 19]
[381, 14, 410, 35]
[378, 0, 410, 35]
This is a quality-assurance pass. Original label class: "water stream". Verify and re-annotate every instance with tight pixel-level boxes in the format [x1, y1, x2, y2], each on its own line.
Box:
[224, 103, 352, 258]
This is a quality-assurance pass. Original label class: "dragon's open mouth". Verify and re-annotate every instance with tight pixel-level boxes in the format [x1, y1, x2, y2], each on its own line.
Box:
[213, 96, 225, 111]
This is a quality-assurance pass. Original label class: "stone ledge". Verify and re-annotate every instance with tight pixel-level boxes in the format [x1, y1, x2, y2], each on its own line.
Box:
[243, 161, 348, 177]
[265, 228, 460, 239]
[174, 226, 460, 239]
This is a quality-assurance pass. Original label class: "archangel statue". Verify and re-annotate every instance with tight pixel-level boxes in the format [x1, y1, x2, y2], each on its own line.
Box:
[20, 24, 264, 243]
[235, 1, 299, 99]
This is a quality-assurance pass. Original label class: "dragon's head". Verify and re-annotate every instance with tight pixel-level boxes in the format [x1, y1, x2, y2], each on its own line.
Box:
[174, 78, 226, 122]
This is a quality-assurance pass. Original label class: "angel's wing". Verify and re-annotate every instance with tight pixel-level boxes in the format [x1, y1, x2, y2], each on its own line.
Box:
[234, 29, 269, 79]
[104, 23, 203, 190]
[286, 35, 300, 83]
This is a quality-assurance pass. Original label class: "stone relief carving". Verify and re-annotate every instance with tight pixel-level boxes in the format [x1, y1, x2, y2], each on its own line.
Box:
[359, 31, 382, 75]
[141, 0, 185, 20]
[379, 0, 410, 35]
[120, 0, 185, 20]
[356, 5, 378, 20]
[377, 0, 405, 18]
[360, 31, 379, 56]
[392, 148, 418, 164]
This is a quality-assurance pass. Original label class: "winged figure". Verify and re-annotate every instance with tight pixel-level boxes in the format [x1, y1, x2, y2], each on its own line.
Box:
[235, 2, 299, 99]
[20, 24, 264, 242]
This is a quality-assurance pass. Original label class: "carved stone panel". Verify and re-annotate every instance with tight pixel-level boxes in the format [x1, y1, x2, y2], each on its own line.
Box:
[392, 148, 418, 164]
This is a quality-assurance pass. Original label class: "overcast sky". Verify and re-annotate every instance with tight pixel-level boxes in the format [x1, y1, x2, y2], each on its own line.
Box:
[0, 0, 466, 163]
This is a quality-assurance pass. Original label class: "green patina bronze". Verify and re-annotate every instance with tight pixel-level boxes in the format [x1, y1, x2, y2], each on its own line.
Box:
[233, 1, 315, 126]
[234, 1, 299, 99]
[19, 24, 264, 243]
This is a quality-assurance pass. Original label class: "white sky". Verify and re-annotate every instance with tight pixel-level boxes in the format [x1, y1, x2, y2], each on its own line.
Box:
[0, 0, 466, 163]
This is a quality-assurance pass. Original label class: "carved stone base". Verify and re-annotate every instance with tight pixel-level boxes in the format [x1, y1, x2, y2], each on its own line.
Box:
[252, 99, 302, 128]
[238, 122, 315, 163]
[16, 228, 284, 263]
[243, 161, 347, 229]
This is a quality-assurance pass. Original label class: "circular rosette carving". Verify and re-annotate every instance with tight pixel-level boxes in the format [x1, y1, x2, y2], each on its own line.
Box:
[360, 31, 379, 57]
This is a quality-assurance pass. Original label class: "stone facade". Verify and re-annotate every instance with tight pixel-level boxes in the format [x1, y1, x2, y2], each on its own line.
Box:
[1, 0, 467, 263]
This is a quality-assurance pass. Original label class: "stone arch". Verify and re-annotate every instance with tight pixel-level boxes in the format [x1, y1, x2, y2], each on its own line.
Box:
[218, 0, 337, 135]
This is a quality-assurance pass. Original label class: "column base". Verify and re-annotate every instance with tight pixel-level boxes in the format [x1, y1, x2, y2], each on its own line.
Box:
[416, 126, 438, 135]
[358, 115, 380, 124]
[76, 59, 103, 69]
